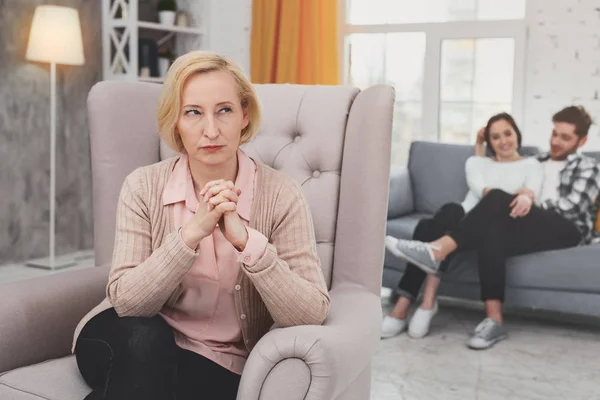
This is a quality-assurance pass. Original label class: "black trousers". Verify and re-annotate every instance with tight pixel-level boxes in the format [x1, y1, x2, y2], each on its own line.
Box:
[447, 189, 581, 302]
[397, 202, 466, 300]
[75, 308, 241, 400]
[397, 190, 581, 302]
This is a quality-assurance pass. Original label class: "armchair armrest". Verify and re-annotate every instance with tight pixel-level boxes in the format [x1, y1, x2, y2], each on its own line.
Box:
[388, 166, 414, 219]
[0, 266, 109, 373]
[237, 284, 381, 400]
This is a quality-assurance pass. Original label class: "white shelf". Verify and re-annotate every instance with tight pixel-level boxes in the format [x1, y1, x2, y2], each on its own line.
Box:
[111, 19, 204, 35]
[137, 21, 204, 35]
[138, 76, 164, 83]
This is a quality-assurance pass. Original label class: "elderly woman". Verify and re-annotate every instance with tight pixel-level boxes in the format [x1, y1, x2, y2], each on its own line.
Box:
[73, 51, 330, 400]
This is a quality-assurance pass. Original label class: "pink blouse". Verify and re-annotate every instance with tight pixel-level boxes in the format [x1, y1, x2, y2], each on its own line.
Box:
[159, 150, 268, 375]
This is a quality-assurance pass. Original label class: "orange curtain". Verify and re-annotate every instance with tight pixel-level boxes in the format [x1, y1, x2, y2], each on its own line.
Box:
[251, 0, 339, 85]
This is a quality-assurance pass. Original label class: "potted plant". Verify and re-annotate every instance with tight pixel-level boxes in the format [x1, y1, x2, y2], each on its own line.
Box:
[157, 0, 177, 26]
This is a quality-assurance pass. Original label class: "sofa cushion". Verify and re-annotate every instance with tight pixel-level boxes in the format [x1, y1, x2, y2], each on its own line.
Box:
[443, 244, 600, 294]
[584, 151, 600, 162]
[408, 141, 473, 214]
[0, 356, 90, 400]
[388, 166, 414, 218]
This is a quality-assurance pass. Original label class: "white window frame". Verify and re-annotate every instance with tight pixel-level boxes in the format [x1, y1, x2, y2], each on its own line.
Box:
[337, 0, 527, 143]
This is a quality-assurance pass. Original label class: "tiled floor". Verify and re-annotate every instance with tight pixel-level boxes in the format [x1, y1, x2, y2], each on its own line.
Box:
[373, 294, 600, 400]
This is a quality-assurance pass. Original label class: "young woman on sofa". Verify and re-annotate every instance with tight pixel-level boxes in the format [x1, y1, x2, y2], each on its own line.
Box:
[381, 113, 543, 345]
[72, 51, 330, 400]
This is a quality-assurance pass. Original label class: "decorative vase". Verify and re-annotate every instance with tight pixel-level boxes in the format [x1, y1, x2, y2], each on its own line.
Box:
[158, 11, 176, 26]
[158, 57, 170, 77]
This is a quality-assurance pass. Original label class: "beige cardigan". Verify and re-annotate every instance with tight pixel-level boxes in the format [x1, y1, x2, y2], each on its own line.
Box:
[73, 157, 330, 351]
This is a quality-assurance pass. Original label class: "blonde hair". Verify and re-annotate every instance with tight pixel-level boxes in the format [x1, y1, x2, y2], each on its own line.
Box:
[157, 51, 262, 152]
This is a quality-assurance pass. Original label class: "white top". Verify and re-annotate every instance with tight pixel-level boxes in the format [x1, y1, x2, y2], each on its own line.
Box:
[538, 160, 566, 204]
[461, 156, 544, 212]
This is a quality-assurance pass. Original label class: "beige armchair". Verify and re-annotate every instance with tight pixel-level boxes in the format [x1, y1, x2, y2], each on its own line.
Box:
[0, 81, 394, 399]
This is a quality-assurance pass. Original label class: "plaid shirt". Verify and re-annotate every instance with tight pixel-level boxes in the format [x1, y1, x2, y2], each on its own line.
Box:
[537, 152, 600, 244]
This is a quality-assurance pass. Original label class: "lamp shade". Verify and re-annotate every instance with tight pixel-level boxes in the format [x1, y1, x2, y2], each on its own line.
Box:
[26, 5, 85, 66]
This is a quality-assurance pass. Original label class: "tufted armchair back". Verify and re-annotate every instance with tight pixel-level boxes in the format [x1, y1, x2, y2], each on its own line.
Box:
[89, 81, 394, 294]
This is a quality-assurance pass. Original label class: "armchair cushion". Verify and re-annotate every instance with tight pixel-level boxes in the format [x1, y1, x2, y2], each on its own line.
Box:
[236, 284, 381, 400]
[0, 266, 108, 374]
[0, 356, 90, 400]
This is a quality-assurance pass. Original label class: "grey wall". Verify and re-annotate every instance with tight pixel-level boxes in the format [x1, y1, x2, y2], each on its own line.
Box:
[0, 0, 101, 264]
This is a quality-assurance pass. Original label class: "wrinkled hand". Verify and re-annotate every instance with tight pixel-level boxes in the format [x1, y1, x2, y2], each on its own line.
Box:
[180, 188, 237, 249]
[509, 194, 532, 218]
[200, 180, 248, 251]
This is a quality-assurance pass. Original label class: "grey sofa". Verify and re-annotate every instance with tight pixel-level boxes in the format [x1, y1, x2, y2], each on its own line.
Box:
[383, 141, 600, 318]
[0, 82, 395, 399]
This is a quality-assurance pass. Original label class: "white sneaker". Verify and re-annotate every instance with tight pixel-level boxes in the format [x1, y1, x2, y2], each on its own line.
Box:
[381, 315, 407, 339]
[408, 302, 438, 339]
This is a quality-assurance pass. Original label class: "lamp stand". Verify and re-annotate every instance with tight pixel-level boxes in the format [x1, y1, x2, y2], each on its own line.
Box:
[27, 62, 76, 270]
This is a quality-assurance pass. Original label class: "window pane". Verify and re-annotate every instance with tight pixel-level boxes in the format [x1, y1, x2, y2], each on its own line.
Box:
[347, 33, 426, 166]
[441, 38, 515, 103]
[387, 33, 426, 165]
[392, 102, 422, 165]
[439, 38, 515, 145]
[346, 0, 390, 25]
[439, 103, 472, 144]
[347, 34, 386, 88]
[472, 39, 514, 103]
[440, 102, 511, 144]
[347, 0, 525, 24]
[440, 40, 475, 102]
[386, 33, 426, 102]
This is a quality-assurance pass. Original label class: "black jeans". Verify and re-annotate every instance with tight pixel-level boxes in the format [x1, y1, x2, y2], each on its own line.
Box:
[75, 308, 241, 400]
[397, 202, 466, 300]
[448, 189, 581, 302]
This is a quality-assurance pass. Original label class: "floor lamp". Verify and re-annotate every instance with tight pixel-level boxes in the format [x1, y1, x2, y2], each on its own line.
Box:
[25, 5, 85, 270]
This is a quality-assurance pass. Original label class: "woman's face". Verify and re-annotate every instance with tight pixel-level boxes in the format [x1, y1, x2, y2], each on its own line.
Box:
[488, 119, 519, 160]
[177, 70, 249, 167]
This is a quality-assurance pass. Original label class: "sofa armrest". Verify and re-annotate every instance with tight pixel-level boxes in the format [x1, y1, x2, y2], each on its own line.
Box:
[237, 284, 381, 400]
[388, 166, 414, 219]
[0, 266, 109, 374]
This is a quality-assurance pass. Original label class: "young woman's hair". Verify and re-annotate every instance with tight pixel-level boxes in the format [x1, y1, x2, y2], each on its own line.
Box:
[484, 112, 522, 155]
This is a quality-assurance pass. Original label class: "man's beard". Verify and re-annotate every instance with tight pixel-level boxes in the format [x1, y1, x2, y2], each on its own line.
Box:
[551, 140, 580, 160]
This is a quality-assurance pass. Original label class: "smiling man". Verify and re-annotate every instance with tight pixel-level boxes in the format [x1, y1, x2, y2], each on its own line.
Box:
[535, 106, 600, 244]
